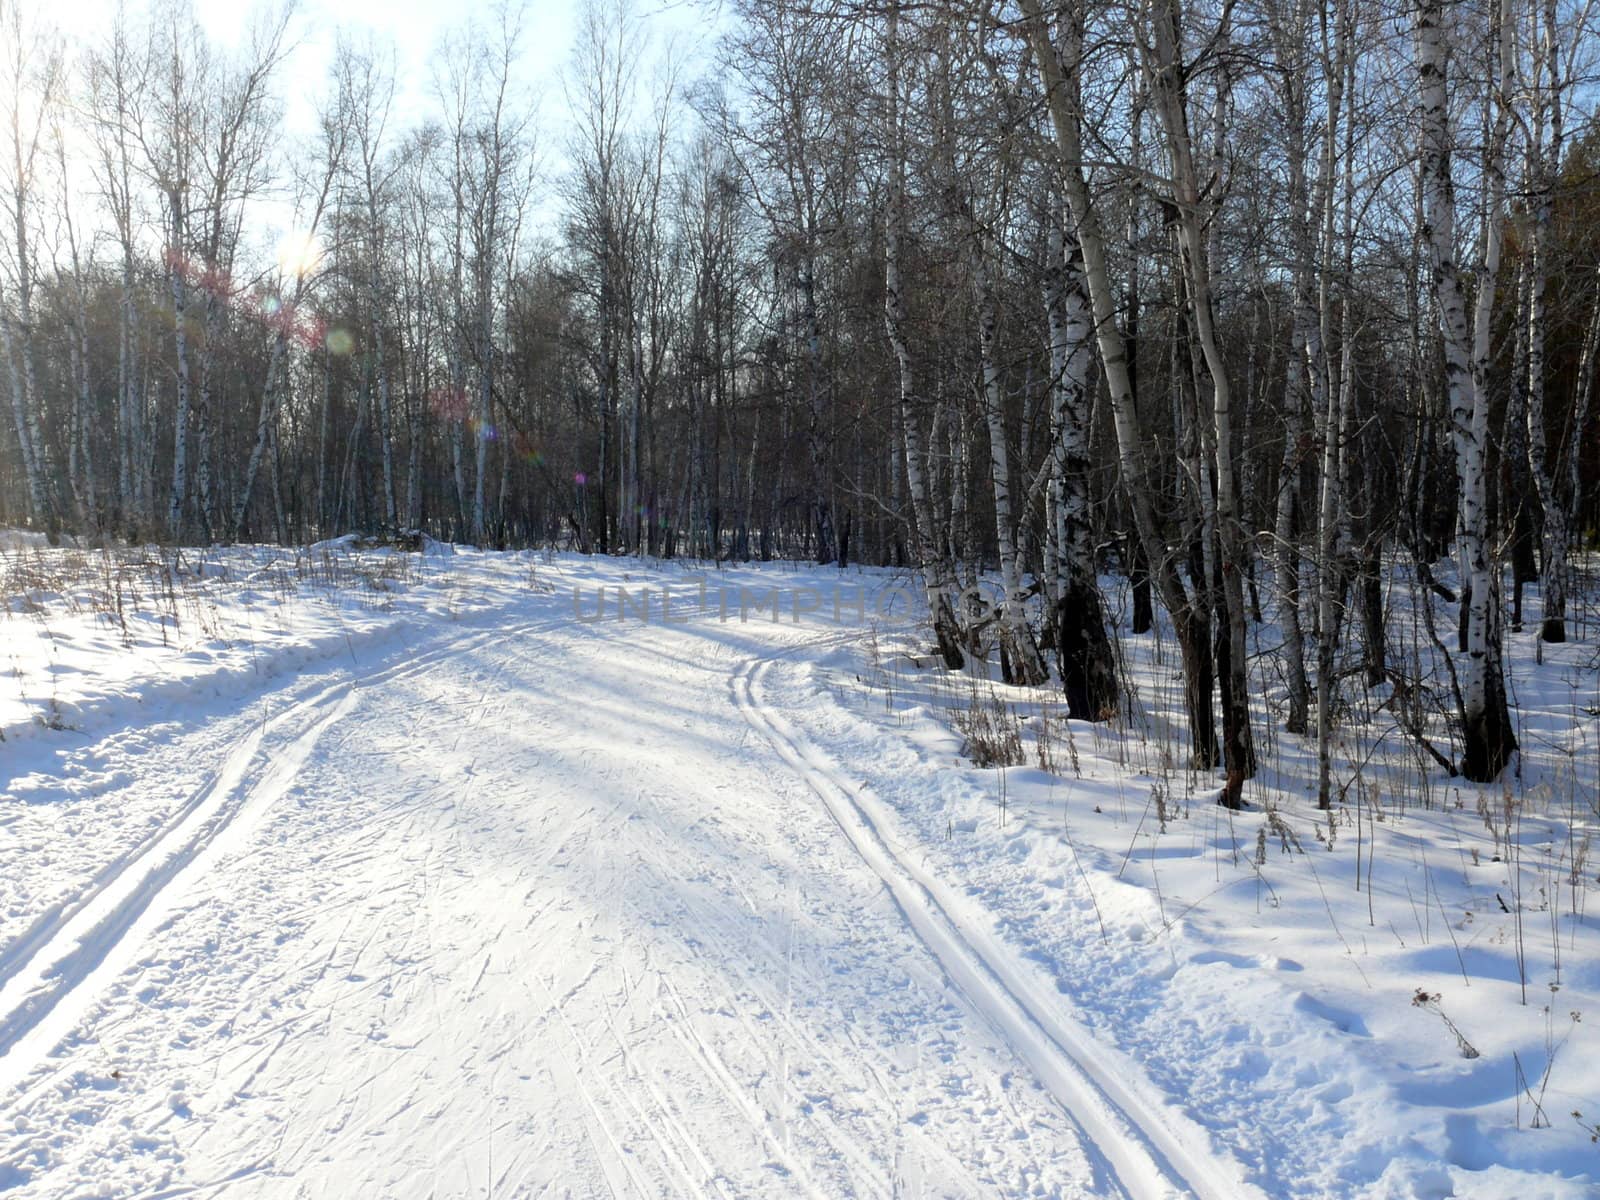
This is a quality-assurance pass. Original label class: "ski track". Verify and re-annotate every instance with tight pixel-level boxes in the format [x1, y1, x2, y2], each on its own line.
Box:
[1, 576, 1237, 1198]
[0, 615, 559, 1108]
[732, 649, 1269, 1200]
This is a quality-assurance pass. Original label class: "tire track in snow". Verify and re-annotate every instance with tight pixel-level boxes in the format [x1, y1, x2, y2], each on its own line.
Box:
[0, 616, 556, 1105]
[732, 646, 1267, 1200]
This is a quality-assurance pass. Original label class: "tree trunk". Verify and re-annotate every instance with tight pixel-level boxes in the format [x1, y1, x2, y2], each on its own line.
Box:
[885, 0, 963, 669]
[1020, 0, 1219, 768]
[166, 189, 193, 540]
[1144, 0, 1256, 800]
[1045, 215, 1118, 719]
[1524, 0, 1567, 643]
[975, 252, 1048, 686]
[1418, 0, 1517, 781]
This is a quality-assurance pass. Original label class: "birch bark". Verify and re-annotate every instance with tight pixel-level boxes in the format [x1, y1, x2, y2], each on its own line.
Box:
[885, 0, 964, 669]
[1044, 213, 1118, 719]
[974, 248, 1048, 686]
[1143, 0, 1258, 798]
[1417, 0, 1517, 780]
[1018, 0, 1220, 771]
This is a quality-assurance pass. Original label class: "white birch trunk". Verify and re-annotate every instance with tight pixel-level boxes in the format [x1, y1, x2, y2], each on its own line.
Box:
[974, 251, 1048, 686]
[1019, 0, 1220, 769]
[166, 187, 193, 540]
[1311, 0, 1351, 809]
[374, 259, 399, 534]
[1418, 0, 1517, 780]
[1044, 215, 1119, 719]
[885, 0, 963, 668]
[1145, 0, 1257, 797]
[1524, 0, 1567, 642]
[233, 329, 291, 540]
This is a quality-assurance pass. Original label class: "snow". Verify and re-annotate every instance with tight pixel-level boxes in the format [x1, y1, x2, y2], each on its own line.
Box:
[1, 542, 1596, 1197]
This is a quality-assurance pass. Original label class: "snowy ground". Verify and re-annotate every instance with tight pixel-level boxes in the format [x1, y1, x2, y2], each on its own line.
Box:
[0, 541, 1596, 1198]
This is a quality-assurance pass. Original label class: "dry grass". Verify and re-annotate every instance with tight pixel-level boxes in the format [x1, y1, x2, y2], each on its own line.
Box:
[0, 542, 423, 650]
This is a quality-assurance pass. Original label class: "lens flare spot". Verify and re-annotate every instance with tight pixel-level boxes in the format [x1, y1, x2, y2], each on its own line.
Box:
[326, 328, 354, 356]
[573, 472, 588, 486]
[277, 231, 324, 278]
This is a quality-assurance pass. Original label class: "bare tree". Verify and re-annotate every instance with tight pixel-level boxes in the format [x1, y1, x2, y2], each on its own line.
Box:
[87, 7, 153, 535]
[232, 50, 348, 540]
[0, 0, 63, 537]
[1417, 0, 1518, 780]
[1141, 0, 1258, 800]
[885, 0, 964, 668]
[1019, 0, 1224, 778]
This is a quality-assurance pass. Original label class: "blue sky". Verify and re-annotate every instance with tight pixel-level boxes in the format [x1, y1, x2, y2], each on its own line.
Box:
[46, 0, 725, 248]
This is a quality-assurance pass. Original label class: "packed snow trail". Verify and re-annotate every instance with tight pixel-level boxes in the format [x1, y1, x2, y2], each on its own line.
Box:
[733, 653, 1264, 1200]
[0, 567, 1251, 1198]
[0, 616, 560, 1106]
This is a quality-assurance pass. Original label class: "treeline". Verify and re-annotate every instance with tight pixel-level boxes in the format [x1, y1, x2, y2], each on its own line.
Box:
[2, 0, 1598, 790]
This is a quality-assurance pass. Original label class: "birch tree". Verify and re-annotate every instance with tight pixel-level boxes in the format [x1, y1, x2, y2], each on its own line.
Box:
[1417, 0, 1518, 780]
[0, 0, 62, 537]
[1141, 0, 1258, 799]
[1044, 210, 1118, 719]
[87, 11, 152, 535]
[885, 0, 965, 668]
[1521, 0, 1583, 643]
[1262, 0, 1322, 737]
[1019, 0, 1226, 781]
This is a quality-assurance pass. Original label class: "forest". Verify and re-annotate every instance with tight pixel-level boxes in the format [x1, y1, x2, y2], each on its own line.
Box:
[2, 0, 1598, 797]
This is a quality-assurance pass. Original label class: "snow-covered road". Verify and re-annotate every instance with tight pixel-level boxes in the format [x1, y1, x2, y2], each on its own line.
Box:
[0, 565, 1249, 1198]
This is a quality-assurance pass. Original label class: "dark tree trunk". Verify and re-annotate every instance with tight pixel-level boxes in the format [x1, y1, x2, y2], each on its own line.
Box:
[1360, 547, 1387, 686]
[1462, 593, 1519, 781]
[1055, 578, 1119, 721]
[1177, 606, 1220, 770]
[1129, 532, 1153, 634]
[1214, 555, 1256, 805]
